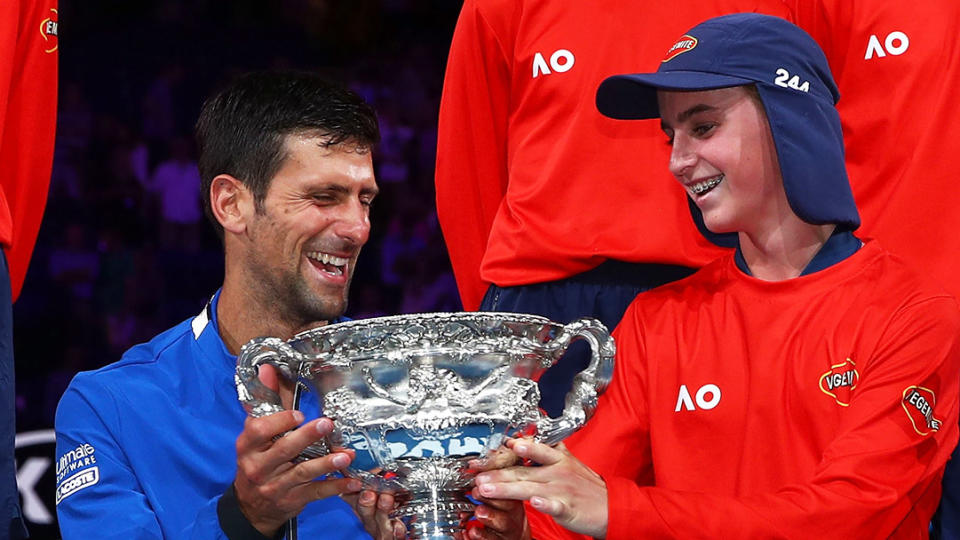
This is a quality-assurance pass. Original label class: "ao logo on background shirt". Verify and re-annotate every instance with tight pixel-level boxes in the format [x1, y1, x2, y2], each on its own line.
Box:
[532, 49, 575, 78]
[865, 31, 909, 60]
[675, 383, 721, 412]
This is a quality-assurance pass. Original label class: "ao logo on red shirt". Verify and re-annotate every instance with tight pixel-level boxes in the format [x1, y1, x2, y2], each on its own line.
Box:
[865, 31, 909, 60]
[674, 383, 721, 412]
[532, 49, 575, 78]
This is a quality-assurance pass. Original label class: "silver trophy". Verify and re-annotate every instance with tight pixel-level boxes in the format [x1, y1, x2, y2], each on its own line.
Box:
[235, 312, 614, 539]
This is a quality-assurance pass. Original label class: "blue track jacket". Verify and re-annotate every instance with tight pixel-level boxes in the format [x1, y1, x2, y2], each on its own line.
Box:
[54, 291, 370, 539]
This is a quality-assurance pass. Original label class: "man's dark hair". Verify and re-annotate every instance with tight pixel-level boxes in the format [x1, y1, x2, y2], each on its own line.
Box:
[195, 71, 380, 238]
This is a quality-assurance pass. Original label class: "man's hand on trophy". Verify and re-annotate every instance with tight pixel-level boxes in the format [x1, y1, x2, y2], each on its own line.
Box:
[465, 491, 531, 540]
[232, 365, 363, 537]
[343, 489, 405, 539]
[464, 444, 532, 540]
[473, 439, 607, 538]
[255, 361, 298, 409]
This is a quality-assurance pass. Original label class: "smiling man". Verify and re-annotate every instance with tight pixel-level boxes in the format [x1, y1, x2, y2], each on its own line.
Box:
[54, 72, 380, 540]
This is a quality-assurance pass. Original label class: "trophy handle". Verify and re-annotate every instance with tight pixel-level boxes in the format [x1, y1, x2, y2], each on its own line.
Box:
[535, 317, 615, 446]
[236, 337, 298, 417]
[235, 337, 331, 459]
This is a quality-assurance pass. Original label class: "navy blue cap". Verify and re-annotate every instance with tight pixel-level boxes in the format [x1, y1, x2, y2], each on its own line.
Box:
[596, 13, 859, 244]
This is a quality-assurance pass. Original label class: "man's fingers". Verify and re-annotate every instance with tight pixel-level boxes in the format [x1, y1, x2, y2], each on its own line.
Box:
[288, 475, 362, 503]
[276, 449, 354, 485]
[237, 415, 346, 491]
[258, 363, 281, 392]
[354, 490, 378, 521]
[258, 417, 336, 469]
[237, 410, 306, 451]
[474, 501, 516, 530]
[469, 498, 528, 540]
[352, 490, 403, 540]
[256, 364, 298, 409]
[354, 489, 393, 516]
[467, 522, 502, 540]
[374, 495, 398, 539]
[376, 492, 396, 512]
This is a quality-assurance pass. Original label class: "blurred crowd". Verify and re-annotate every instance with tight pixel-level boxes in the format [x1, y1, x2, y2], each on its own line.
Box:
[14, 0, 463, 432]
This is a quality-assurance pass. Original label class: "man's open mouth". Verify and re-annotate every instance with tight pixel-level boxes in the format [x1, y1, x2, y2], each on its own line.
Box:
[306, 251, 347, 276]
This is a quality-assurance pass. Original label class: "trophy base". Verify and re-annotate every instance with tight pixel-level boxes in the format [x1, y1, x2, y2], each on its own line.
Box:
[393, 487, 474, 539]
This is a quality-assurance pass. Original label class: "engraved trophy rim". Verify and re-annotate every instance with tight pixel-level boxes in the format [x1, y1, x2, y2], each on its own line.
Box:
[290, 311, 559, 340]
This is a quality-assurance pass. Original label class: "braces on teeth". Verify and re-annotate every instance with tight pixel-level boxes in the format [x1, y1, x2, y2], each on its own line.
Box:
[692, 174, 724, 194]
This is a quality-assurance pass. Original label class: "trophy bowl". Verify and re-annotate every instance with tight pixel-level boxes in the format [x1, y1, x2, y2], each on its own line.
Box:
[235, 312, 614, 539]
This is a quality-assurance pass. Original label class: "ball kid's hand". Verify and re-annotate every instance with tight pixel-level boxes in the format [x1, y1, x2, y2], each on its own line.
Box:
[342, 488, 406, 540]
[473, 439, 608, 538]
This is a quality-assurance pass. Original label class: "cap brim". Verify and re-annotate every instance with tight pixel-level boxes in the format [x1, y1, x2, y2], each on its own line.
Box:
[596, 72, 752, 120]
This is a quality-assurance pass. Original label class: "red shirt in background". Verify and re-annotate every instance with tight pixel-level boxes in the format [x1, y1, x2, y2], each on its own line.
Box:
[435, 0, 789, 310]
[790, 0, 960, 302]
[0, 0, 58, 301]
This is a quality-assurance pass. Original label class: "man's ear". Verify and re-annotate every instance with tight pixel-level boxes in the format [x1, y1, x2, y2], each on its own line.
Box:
[209, 174, 254, 235]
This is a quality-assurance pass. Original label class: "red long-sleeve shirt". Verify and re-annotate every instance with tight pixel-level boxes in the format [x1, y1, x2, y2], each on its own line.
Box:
[435, 0, 789, 310]
[0, 0, 57, 300]
[529, 240, 960, 539]
[789, 0, 960, 303]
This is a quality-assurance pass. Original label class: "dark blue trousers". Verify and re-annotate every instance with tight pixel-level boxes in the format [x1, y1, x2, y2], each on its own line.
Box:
[479, 260, 695, 418]
[0, 253, 27, 539]
[933, 435, 960, 539]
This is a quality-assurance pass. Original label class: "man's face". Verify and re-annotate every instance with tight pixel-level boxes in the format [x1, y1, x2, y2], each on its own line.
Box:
[243, 134, 377, 327]
[658, 86, 788, 237]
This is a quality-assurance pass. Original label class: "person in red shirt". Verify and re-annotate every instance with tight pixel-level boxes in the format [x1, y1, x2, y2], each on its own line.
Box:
[0, 0, 58, 537]
[784, 4, 960, 535]
[469, 14, 960, 539]
[435, 0, 791, 417]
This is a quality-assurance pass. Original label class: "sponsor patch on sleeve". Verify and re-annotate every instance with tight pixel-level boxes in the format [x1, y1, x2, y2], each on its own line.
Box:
[55, 443, 99, 504]
[819, 358, 859, 406]
[40, 8, 58, 54]
[901, 386, 942, 436]
[55, 467, 99, 505]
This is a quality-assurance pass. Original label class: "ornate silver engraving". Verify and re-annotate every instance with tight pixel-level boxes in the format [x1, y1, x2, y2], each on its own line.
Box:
[236, 312, 614, 539]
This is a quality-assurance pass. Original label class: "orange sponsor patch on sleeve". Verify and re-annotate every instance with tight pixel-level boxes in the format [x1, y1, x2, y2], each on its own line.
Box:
[901, 386, 942, 436]
[819, 358, 859, 406]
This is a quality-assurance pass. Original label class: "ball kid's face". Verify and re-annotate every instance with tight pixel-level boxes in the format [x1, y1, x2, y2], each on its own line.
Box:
[244, 134, 377, 326]
[657, 86, 788, 237]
